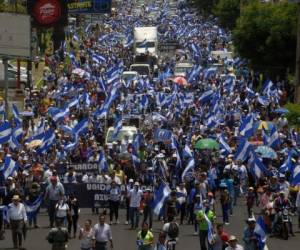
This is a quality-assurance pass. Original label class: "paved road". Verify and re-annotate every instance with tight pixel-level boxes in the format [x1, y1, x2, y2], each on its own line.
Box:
[0, 197, 299, 250]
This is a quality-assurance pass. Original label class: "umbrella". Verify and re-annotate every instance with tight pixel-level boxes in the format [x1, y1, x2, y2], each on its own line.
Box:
[274, 108, 289, 114]
[72, 68, 86, 78]
[195, 138, 219, 150]
[255, 146, 277, 159]
[27, 140, 43, 149]
[171, 76, 189, 86]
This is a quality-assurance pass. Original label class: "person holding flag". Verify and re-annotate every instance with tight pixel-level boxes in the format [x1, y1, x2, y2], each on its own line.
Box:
[196, 200, 216, 250]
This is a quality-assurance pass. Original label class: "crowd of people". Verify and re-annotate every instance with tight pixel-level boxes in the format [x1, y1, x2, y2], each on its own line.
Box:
[0, 0, 300, 250]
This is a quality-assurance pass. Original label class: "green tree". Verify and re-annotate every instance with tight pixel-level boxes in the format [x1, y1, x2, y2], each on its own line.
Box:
[233, 2, 297, 77]
[194, 0, 219, 16]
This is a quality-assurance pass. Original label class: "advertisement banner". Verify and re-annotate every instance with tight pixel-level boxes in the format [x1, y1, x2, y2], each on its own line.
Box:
[68, 0, 112, 14]
[27, 0, 68, 28]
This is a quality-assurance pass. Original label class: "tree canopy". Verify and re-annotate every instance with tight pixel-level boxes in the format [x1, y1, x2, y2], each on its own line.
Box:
[233, 2, 297, 76]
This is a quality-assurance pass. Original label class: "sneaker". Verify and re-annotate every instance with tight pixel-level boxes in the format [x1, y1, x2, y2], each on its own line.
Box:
[125, 221, 129, 225]
[225, 222, 230, 225]
[193, 231, 198, 235]
[116, 220, 120, 224]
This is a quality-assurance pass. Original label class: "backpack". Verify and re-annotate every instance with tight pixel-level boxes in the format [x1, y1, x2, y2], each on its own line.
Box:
[168, 222, 179, 239]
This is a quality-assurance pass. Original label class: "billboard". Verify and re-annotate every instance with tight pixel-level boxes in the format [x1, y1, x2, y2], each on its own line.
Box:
[27, 0, 68, 27]
[68, 0, 111, 14]
[0, 13, 31, 59]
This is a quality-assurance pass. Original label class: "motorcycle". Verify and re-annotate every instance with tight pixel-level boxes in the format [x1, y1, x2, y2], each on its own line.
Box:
[273, 208, 290, 240]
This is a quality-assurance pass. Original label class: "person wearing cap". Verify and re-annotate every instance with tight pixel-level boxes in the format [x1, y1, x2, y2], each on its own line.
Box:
[220, 183, 230, 225]
[196, 200, 216, 250]
[242, 218, 258, 250]
[45, 176, 65, 228]
[108, 180, 121, 225]
[225, 235, 244, 250]
[128, 182, 143, 229]
[136, 222, 154, 250]
[212, 223, 229, 250]
[125, 179, 134, 225]
[7, 195, 27, 249]
[142, 188, 154, 230]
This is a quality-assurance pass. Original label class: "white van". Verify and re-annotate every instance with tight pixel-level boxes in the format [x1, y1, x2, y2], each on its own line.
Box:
[174, 62, 193, 77]
[130, 64, 151, 78]
[134, 26, 158, 56]
[105, 126, 138, 148]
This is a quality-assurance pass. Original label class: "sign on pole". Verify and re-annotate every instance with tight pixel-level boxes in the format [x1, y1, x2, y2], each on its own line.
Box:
[0, 13, 31, 59]
[68, 0, 112, 14]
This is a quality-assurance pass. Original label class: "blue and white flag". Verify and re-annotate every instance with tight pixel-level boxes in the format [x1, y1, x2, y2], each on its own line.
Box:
[203, 211, 215, 245]
[239, 114, 254, 138]
[279, 152, 293, 173]
[219, 134, 232, 155]
[12, 104, 22, 124]
[112, 116, 122, 139]
[265, 126, 280, 149]
[181, 158, 195, 181]
[37, 129, 56, 154]
[254, 216, 267, 250]
[234, 138, 252, 161]
[261, 80, 273, 96]
[0, 103, 5, 115]
[73, 118, 89, 137]
[1, 156, 19, 179]
[199, 90, 214, 104]
[25, 195, 42, 220]
[291, 164, 300, 185]
[183, 144, 193, 159]
[204, 67, 217, 79]
[49, 107, 69, 123]
[249, 151, 268, 179]
[0, 121, 12, 144]
[98, 150, 109, 172]
[152, 182, 171, 215]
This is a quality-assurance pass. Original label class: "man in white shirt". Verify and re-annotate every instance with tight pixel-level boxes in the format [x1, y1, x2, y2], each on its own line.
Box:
[128, 182, 143, 229]
[225, 235, 244, 250]
[93, 215, 113, 250]
[8, 195, 28, 249]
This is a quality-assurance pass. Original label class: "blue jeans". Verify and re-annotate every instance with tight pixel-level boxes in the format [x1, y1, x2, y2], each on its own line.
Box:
[129, 207, 139, 229]
[222, 204, 229, 223]
[233, 186, 240, 206]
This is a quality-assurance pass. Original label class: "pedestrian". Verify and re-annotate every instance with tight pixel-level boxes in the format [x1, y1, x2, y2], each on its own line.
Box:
[194, 194, 203, 235]
[242, 218, 258, 250]
[7, 195, 27, 249]
[45, 176, 65, 228]
[153, 232, 167, 250]
[296, 188, 300, 229]
[27, 182, 41, 228]
[211, 223, 229, 250]
[142, 188, 154, 229]
[245, 187, 255, 218]
[176, 182, 187, 225]
[67, 194, 79, 238]
[128, 181, 143, 229]
[47, 219, 69, 250]
[93, 215, 113, 250]
[162, 215, 179, 250]
[220, 183, 230, 225]
[125, 179, 134, 225]
[79, 219, 94, 250]
[55, 196, 70, 227]
[137, 222, 154, 250]
[109, 180, 121, 225]
[196, 201, 216, 250]
[225, 235, 244, 250]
